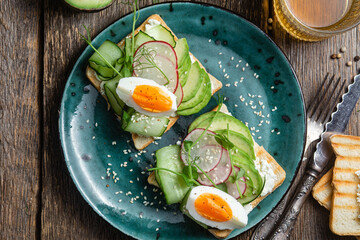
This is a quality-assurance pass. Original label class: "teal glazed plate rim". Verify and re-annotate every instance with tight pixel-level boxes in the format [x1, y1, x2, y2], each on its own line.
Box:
[59, 2, 306, 240]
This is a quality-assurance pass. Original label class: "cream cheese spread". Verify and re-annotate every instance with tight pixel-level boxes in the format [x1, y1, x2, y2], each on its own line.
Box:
[145, 19, 160, 31]
[254, 156, 276, 197]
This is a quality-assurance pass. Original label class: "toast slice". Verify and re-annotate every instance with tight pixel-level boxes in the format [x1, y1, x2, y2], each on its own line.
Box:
[86, 14, 222, 150]
[312, 168, 333, 210]
[329, 134, 360, 236]
[148, 104, 286, 239]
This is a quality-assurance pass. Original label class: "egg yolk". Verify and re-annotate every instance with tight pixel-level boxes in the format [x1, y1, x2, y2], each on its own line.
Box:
[132, 85, 173, 113]
[194, 193, 232, 222]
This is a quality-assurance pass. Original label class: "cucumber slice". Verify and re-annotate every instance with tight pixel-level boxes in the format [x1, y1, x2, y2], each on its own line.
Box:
[88, 40, 123, 78]
[64, 0, 113, 11]
[103, 76, 125, 117]
[134, 30, 155, 51]
[124, 37, 132, 63]
[180, 62, 203, 102]
[121, 111, 169, 137]
[215, 129, 255, 160]
[190, 112, 253, 145]
[177, 69, 212, 115]
[155, 145, 190, 204]
[145, 25, 176, 48]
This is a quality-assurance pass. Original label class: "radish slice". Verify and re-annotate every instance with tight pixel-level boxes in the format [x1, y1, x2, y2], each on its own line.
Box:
[133, 41, 179, 93]
[197, 149, 232, 186]
[181, 128, 222, 173]
[226, 167, 247, 199]
[194, 144, 222, 173]
[174, 83, 183, 107]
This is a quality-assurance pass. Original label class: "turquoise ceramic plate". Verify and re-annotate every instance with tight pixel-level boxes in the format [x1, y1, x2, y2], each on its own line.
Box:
[59, 2, 305, 239]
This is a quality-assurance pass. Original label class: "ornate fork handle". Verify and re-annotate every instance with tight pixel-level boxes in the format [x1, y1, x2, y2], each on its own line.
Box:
[251, 189, 291, 240]
[268, 170, 318, 240]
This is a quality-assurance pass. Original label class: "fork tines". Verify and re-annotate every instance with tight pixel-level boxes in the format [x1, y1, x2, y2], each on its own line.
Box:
[307, 73, 347, 124]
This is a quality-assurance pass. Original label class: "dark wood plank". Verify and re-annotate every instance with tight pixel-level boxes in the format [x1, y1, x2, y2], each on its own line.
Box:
[0, 0, 42, 239]
[271, 8, 360, 240]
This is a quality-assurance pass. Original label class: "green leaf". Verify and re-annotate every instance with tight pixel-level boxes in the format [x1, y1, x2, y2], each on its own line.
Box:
[237, 168, 245, 180]
[214, 133, 234, 150]
[183, 140, 193, 152]
[183, 166, 198, 180]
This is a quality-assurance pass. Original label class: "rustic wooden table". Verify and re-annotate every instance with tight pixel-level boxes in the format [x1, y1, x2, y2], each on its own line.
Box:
[1, 0, 360, 239]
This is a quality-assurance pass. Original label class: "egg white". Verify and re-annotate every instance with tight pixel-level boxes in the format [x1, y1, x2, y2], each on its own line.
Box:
[116, 77, 177, 117]
[186, 186, 248, 230]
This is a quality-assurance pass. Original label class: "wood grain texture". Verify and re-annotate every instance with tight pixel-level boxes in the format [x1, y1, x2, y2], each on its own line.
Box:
[0, 0, 354, 239]
[0, 0, 42, 239]
[271, 4, 360, 240]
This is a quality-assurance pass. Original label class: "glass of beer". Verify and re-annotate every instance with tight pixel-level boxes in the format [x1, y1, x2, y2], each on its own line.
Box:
[273, 0, 360, 41]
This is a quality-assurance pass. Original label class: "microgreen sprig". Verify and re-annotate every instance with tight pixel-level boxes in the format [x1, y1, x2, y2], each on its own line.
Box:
[133, 47, 170, 85]
[80, 25, 122, 76]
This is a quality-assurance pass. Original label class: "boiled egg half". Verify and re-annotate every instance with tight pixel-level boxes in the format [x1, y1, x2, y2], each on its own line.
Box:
[185, 186, 248, 230]
[116, 77, 177, 117]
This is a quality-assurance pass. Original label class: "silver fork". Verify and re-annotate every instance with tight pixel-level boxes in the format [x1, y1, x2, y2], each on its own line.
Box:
[251, 73, 346, 240]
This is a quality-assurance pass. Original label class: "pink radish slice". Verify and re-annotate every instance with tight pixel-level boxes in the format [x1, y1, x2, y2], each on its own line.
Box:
[226, 168, 247, 199]
[197, 148, 233, 186]
[181, 128, 223, 173]
[174, 83, 183, 107]
[133, 41, 179, 93]
[194, 144, 222, 173]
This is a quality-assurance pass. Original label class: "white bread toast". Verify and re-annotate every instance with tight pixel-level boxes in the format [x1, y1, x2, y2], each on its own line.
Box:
[147, 104, 286, 239]
[312, 134, 360, 237]
[329, 134, 360, 236]
[312, 167, 333, 210]
[85, 14, 222, 150]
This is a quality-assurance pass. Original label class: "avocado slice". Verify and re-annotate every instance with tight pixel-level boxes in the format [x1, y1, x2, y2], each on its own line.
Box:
[64, 0, 113, 12]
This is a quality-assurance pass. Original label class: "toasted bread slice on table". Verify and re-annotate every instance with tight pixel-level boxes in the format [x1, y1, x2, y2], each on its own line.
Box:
[86, 14, 222, 150]
[148, 104, 286, 239]
[312, 168, 333, 210]
[329, 134, 360, 236]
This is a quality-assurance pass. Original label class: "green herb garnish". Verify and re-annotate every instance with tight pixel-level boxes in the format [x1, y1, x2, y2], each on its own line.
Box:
[80, 25, 122, 77]
[133, 46, 171, 85]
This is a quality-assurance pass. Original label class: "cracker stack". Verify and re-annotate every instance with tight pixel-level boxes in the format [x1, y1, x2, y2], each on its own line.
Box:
[312, 134, 360, 237]
[86, 14, 223, 150]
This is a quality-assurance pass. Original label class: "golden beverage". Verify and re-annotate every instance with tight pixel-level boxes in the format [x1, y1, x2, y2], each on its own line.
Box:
[274, 0, 360, 41]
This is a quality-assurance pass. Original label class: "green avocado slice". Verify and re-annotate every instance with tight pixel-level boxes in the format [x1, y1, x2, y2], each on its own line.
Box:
[64, 0, 113, 11]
